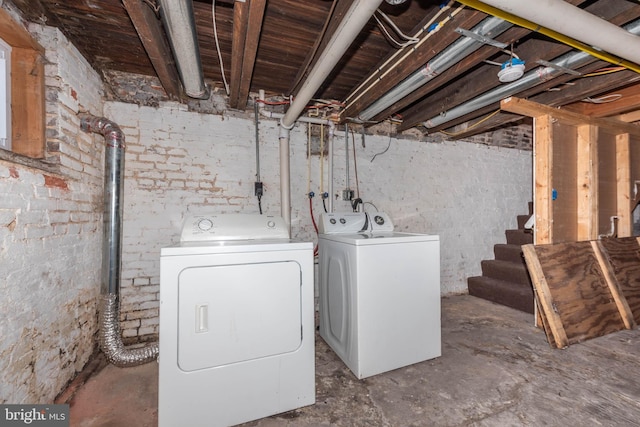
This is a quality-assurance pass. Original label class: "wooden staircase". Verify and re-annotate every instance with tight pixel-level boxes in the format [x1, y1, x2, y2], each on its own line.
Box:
[467, 203, 535, 314]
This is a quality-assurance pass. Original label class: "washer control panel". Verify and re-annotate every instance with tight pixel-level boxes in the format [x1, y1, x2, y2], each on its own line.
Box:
[369, 212, 394, 233]
[318, 212, 395, 234]
[180, 214, 289, 242]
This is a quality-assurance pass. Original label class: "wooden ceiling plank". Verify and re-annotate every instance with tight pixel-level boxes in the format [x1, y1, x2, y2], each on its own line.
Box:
[229, 0, 249, 108]
[9, 0, 61, 29]
[368, 26, 531, 123]
[501, 97, 640, 136]
[396, 0, 639, 131]
[341, 9, 486, 120]
[435, 62, 640, 136]
[235, 0, 267, 110]
[287, 0, 346, 97]
[122, 0, 182, 100]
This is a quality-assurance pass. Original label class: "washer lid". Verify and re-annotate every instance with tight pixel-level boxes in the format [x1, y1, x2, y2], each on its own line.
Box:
[181, 214, 289, 242]
[319, 231, 439, 245]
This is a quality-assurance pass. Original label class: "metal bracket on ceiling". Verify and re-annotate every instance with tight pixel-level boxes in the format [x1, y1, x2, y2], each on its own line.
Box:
[454, 27, 508, 49]
[536, 59, 582, 76]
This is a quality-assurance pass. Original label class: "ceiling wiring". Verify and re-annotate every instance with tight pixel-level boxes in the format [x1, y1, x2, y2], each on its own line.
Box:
[582, 94, 623, 104]
[343, 1, 460, 108]
[374, 9, 419, 48]
[438, 109, 501, 137]
[212, 0, 230, 95]
[371, 121, 394, 162]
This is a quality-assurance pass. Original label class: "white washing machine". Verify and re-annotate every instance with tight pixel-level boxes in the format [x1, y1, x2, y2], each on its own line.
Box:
[159, 214, 315, 427]
[318, 212, 441, 379]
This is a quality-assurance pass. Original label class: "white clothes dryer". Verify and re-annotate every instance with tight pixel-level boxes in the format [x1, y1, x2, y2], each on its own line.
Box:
[159, 214, 315, 427]
[318, 212, 441, 379]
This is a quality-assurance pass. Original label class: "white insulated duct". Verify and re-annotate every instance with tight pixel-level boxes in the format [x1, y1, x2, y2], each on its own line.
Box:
[158, 0, 209, 99]
[423, 18, 640, 130]
[277, 0, 384, 228]
[478, 0, 640, 65]
[358, 16, 513, 121]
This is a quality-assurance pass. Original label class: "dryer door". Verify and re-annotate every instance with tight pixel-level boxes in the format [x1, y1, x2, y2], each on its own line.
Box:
[177, 260, 302, 371]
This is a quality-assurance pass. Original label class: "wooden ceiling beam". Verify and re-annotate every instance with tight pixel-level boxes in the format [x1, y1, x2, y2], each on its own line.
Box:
[563, 83, 640, 118]
[501, 97, 640, 136]
[340, 8, 487, 120]
[369, 26, 531, 123]
[397, 1, 640, 132]
[9, 0, 61, 29]
[122, 0, 182, 100]
[229, 0, 267, 110]
[287, 0, 350, 97]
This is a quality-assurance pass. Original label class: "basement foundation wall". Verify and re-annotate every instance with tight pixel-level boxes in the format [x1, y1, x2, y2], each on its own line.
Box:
[104, 101, 533, 341]
[0, 18, 104, 404]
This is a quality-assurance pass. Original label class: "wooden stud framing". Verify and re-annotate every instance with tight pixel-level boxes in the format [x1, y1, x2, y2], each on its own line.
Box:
[576, 124, 597, 240]
[616, 133, 632, 237]
[503, 97, 640, 245]
[534, 115, 553, 245]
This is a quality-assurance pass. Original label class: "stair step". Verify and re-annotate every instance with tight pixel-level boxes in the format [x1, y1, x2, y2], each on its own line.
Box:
[468, 276, 534, 314]
[505, 229, 533, 246]
[481, 259, 531, 286]
[494, 244, 525, 264]
[517, 214, 532, 230]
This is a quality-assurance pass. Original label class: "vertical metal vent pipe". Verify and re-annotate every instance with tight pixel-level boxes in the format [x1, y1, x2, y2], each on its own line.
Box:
[80, 114, 159, 367]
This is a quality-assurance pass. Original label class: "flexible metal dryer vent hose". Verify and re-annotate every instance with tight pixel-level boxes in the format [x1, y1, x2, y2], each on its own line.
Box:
[80, 114, 159, 367]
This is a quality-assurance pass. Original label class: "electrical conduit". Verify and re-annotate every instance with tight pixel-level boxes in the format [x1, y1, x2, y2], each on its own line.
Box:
[458, 0, 640, 74]
[423, 18, 640, 129]
[357, 16, 513, 121]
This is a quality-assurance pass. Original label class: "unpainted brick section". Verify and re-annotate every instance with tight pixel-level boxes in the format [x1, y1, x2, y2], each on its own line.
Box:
[0, 17, 104, 404]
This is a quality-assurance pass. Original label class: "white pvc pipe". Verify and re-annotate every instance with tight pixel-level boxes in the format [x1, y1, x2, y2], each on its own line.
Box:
[327, 121, 335, 213]
[270, 0, 382, 229]
[480, 0, 640, 65]
[281, 0, 384, 128]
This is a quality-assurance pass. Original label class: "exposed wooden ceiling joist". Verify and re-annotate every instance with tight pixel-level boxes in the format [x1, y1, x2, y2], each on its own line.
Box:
[122, 0, 182, 100]
[7, 0, 640, 139]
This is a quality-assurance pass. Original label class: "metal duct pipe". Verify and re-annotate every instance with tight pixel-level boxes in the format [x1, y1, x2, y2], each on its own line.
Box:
[466, 0, 640, 69]
[423, 19, 640, 129]
[80, 114, 159, 367]
[358, 16, 512, 121]
[158, 0, 209, 99]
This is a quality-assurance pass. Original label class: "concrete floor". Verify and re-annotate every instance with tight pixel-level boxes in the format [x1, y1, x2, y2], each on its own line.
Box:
[63, 295, 640, 426]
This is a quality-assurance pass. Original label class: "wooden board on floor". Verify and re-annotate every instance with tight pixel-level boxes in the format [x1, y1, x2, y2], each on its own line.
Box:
[523, 241, 627, 348]
[597, 237, 640, 325]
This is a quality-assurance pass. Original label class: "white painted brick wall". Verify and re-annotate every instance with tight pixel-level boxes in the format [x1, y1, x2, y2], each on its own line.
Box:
[0, 18, 104, 404]
[104, 101, 532, 339]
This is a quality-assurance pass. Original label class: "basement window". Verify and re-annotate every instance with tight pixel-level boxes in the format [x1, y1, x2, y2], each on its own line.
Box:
[0, 37, 11, 151]
[0, 8, 45, 159]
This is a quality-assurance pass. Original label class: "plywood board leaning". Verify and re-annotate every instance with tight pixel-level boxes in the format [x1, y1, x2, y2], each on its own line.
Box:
[597, 237, 640, 325]
[523, 241, 627, 348]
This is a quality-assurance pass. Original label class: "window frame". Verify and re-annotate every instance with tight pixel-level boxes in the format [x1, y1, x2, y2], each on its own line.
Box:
[0, 7, 45, 159]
